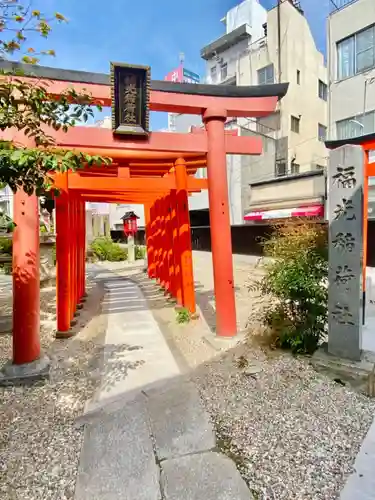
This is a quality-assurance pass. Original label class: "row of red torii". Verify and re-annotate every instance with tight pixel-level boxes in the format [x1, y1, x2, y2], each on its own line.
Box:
[1, 61, 288, 371]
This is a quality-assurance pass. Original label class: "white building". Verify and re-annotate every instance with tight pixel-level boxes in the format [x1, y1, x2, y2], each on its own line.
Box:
[199, 0, 328, 221]
[327, 0, 375, 216]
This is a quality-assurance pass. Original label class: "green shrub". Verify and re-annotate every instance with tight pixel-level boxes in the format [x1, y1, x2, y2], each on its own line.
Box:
[0, 212, 15, 233]
[0, 237, 12, 255]
[251, 221, 328, 355]
[90, 237, 127, 262]
[176, 307, 191, 324]
[1, 262, 12, 275]
[135, 245, 146, 260]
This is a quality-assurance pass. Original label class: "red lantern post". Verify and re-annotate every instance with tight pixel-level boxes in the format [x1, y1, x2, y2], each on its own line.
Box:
[121, 211, 139, 262]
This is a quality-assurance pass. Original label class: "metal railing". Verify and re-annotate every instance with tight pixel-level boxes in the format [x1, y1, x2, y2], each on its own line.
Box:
[329, 0, 359, 13]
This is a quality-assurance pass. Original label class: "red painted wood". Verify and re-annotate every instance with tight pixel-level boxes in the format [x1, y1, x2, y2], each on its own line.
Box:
[52, 127, 263, 156]
[17, 75, 279, 117]
[204, 108, 237, 337]
[56, 172, 71, 332]
[175, 159, 195, 314]
[12, 190, 41, 364]
[170, 189, 182, 306]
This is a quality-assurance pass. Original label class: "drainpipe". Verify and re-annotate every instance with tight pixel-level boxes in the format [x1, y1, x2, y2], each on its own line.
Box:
[277, 0, 282, 82]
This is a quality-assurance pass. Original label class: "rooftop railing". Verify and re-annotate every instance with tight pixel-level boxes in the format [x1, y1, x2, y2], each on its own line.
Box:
[329, 0, 359, 13]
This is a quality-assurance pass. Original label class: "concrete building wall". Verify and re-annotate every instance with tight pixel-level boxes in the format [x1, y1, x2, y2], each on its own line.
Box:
[328, 0, 375, 140]
[203, 0, 266, 86]
[240, 1, 328, 174]
[225, 0, 266, 36]
[249, 174, 326, 208]
[239, 127, 276, 214]
[205, 38, 250, 85]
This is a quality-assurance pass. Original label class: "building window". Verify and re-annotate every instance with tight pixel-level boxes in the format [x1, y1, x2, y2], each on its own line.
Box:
[336, 110, 375, 140]
[258, 64, 274, 85]
[318, 80, 327, 101]
[318, 123, 327, 142]
[297, 70, 300, 84]
[337, 24, 375, 80]
[291, 115, 300, 133]
[275, 161, 287, 177]
[290, 161, 300, 175]
[220, 63, 228, 81]
[210, 65, 217, 83]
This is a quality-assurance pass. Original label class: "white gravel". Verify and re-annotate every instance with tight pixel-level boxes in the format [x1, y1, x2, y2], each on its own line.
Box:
[0, 285, 103, 500]
[196, 344, 375, 500]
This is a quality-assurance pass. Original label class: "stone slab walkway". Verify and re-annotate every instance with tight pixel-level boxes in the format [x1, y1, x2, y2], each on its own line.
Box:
[75, 274, 253, 499]
[340, 418, 375, 500]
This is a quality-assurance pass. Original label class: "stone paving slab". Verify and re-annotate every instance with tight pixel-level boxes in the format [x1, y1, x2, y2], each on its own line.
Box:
[146, 380, 215, 461]
[161, 452, 253, 500]
[75, 398, 161, 500]
[85, 278, 180, 414]
[76, 271, 254, 499]
[340, 416, 375, 500]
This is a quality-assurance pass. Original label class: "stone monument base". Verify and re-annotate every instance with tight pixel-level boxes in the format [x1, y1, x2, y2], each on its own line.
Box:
[311, 343, 375, 396]
[0, 354, 50, 386]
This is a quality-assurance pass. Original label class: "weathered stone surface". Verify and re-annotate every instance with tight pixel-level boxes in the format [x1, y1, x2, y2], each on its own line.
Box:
[146, 380, 215, 460]
[161, 452, 253, 500]
[75, 399, 161, 500]
[0, 314, 12, 334]
[0, 354, 50, 386]
[328, 145, 363, 361]
[340, 416, 375, 499]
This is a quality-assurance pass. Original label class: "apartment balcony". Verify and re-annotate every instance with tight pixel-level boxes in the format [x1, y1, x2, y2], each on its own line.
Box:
[329, 0, 359, 13]
[204, 73, 237, 86]
[200, 24, 252, 61]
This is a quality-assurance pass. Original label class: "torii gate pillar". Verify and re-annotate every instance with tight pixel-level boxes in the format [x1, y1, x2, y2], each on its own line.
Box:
[203, 108, 237, 337]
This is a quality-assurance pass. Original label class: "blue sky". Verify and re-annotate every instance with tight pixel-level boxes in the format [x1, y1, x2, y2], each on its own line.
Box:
[34, 0, 330, 129]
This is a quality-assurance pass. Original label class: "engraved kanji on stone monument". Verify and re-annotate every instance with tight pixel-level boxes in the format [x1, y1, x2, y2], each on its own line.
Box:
[334, 265, 355, 286]
[332, 303, 355, 326]
[333, 165, 357, 188]
[332, 232, 355, 252]
[328, 145, 363, 361]
[333, 198, 356, 220]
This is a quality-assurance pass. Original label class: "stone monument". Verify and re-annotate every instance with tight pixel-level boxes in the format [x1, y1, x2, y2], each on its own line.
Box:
[328, 145, 363, 361]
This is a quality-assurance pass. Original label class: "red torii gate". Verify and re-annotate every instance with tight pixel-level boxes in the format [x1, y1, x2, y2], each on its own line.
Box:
[1, 62, 288, 373]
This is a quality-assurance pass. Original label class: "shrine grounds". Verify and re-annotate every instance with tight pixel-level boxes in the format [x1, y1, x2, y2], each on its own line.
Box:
[0, 252, 374, 499]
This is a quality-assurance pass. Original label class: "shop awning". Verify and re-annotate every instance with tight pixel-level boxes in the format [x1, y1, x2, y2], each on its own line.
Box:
[244, 204, 324, 221]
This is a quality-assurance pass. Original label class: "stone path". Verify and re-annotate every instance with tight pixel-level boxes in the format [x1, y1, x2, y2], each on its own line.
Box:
[340, 418, 375, 499]
[74, 273, 253, 500]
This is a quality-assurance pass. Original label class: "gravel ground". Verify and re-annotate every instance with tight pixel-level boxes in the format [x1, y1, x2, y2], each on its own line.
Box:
[0, 285, 103, 500]
[195, 343, 375, 500]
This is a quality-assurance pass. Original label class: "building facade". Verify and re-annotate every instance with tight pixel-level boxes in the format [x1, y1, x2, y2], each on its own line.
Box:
[200, 0, 328, 222]
[327, 0, 375, 216]
[328, 0, 375, 142]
